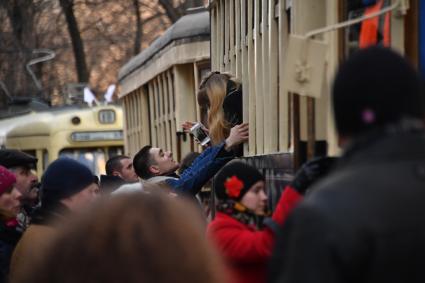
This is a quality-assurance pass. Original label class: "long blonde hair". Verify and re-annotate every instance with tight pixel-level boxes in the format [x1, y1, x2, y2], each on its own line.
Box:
[198, 72, 240, 145]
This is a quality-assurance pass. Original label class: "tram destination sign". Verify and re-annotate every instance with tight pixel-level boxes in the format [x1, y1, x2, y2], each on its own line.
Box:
[71, 130, 123, 142]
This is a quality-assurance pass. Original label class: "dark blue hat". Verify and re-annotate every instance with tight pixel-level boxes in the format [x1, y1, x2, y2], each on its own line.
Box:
[41, 158, 95, 207]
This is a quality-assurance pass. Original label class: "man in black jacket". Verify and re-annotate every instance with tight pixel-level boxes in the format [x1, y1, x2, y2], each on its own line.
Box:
[269, 47, 425, 283]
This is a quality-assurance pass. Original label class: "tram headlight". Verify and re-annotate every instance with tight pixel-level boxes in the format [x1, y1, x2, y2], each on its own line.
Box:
[71, 116, 81, 125]
[98, 110, 116, 124]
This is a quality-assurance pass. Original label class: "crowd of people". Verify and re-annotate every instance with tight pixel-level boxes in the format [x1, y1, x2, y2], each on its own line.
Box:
[0, 46, 424, 283]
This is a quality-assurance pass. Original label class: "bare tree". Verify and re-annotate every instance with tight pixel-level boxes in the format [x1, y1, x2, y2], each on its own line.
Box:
[0, 0, 39, 97]
[158, 0, 206, 23]
[158, 0, 181, 23]
[133, 0, 143, 55]
[59, 0, 89, 83]
[0, 0, 203, 106]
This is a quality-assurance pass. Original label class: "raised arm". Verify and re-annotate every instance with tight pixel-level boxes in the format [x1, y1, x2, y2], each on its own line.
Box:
[167, 123, 249, 196]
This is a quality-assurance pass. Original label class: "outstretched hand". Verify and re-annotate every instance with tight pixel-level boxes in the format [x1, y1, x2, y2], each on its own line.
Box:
[224, 123, 249, 151]
[291, 156, 338, 194]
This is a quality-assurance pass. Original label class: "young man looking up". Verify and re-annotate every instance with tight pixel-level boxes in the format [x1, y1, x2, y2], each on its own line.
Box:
[134, 123, 249, 197]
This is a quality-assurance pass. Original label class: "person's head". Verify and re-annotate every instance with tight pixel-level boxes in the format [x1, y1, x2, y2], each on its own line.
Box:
[41, 158, 99, 213]
[133, 145, 179, 180]
[16, 191, 226, 283]
[198, 72, 241, 144]
[105, 155, 138, 182]
[332, 46, 425, 145]
[214, 161, 267, 215]
[0, 149, 38, 203]
[0, 166, 22, 220]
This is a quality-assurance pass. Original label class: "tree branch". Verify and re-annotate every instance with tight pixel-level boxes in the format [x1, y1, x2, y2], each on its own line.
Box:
[158, 0, 181, 23]
[59, 0, 89, 83]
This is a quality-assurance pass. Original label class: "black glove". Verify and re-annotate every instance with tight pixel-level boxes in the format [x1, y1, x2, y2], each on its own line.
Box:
[291, 157, 338, 194]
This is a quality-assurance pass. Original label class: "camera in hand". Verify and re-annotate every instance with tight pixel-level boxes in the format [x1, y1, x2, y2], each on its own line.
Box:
[190, 123, 211, 146]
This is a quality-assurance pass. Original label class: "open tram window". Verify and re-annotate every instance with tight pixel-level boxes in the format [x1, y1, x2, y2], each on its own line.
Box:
[43, 150, 48, 171]
[198, 64, 211, 127]
[59, 148, 106, 176]
[344, 0, 392, 57]
[107, 146, 124, 159]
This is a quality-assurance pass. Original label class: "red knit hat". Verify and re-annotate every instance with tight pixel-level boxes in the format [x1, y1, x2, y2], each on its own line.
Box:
[0, 165, 16, 195]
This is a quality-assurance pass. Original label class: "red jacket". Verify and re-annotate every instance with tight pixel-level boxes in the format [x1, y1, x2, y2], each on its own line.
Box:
[207, 186, 302, 283]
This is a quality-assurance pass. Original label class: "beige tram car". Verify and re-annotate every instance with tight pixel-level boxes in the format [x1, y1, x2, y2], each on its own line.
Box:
[119, 1, 420, 204]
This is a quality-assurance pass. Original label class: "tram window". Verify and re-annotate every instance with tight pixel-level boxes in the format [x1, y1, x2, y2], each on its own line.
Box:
[259, 0, 263, 32]
[98, 109, 116, 124]
[198, 66, 211, 127]
[22, 150, 36, 159]
[171, 72, 175, 112]
[244, 0, 248, 39]
[43, 150, 48, 171]
[22, 150, 37, 171]
[344, 0, 392, 56]
[107, 146, 124, 159]
[199, 68, 210, 83]
[59, 148, 106, 176]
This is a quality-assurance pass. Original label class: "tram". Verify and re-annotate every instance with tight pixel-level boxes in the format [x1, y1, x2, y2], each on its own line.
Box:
[209, 0, 422, 164]
[3, 105, 124, 177]
[118, 1, 424, 204]
[118, 8, 210, 161]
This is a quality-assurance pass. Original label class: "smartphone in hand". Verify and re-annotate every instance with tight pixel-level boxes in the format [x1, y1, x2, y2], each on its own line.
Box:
[190, 122, 211, 146]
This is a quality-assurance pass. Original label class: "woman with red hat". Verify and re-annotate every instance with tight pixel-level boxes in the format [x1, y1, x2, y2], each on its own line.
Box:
[0, 165, 22, 282]
[207, 158, 335, 283]
[206, 161, 301, 283]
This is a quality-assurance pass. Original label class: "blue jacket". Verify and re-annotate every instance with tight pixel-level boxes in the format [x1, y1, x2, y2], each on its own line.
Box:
[166, 142, 233, 196]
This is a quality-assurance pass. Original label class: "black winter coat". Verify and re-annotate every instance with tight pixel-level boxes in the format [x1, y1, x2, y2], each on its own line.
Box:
[0, 221, 21, 283]
[269, 130, 425, 283]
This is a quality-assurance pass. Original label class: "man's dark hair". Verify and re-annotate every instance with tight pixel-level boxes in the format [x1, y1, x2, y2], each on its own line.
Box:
[133, 146, 155, 180]
[105, 155, 130, 176]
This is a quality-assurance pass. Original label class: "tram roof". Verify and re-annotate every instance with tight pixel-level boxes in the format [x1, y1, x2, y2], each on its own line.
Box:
[118, 9, 210, 82]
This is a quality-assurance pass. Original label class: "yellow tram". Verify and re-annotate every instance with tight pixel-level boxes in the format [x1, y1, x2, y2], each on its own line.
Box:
[3, 105, 124, 177]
